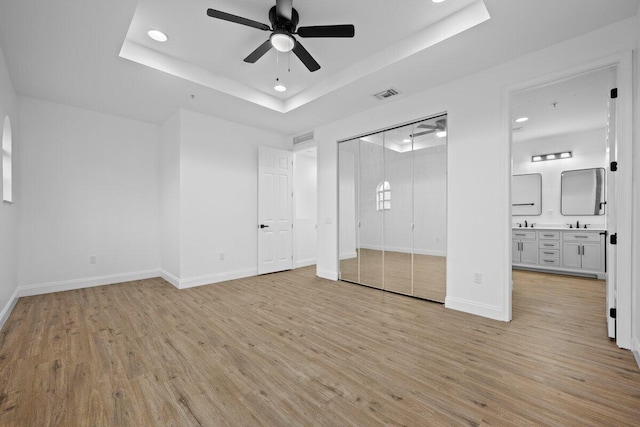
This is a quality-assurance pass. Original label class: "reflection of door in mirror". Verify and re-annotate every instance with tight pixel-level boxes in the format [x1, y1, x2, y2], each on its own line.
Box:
[338, 114, 447, 302]
[561, 168, 605, 215]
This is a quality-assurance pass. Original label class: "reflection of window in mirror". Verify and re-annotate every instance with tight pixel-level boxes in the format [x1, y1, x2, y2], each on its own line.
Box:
[376, 181, 391, 211]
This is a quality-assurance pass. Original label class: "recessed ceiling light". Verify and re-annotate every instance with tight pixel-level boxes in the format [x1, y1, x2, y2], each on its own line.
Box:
[436, 131, 447, 138]
[274, 84, 287, 92]
[432, 0, 447, 3]
[515, 117, 529, 123]
[148, 29, 168, 42]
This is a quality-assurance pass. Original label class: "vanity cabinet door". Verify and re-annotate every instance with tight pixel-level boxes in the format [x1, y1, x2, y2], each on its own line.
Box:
[520, 240, 538, 264]
[562, 242, 582, 269]
[581, 242, 603, 271]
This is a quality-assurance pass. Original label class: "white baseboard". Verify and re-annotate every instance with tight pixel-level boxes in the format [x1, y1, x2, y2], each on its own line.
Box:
[339, 251, 357, 260]
[445, 296, 508, 322]
[632, 335, 640, 371]
[18, 269, 161, 297]
[295, 258, 316, 268]
[0, 287, 20, 331]
[359, 244, 446, 257]
[317, 268, 338, 281]
[159, 270, 180, 288]
[177, 268, 258, 289]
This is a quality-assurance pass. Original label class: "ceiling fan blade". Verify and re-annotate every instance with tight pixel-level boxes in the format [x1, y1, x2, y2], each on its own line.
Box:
[297, 25, 355, 38]
[410, 130, 435, 138]
[244, 40, 273, 63]
[275, 0, 293, 21]
[292, 40, 320, 72]
[417, 124, 438, 130]
[207, 9, 270, 31]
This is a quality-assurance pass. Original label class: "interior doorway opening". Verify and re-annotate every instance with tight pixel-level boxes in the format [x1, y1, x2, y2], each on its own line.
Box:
[509, 65, 621, 343]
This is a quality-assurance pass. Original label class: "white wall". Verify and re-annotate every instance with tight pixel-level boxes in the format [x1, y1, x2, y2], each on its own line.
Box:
[316, 17, 639, 322]
[632, 11, 640, 366]
[512, 127, 607, 227]
[17, 97, 160, 294]
[0, 42, 18, 326]
[160, 110, 181, 282]
[294, 150, 317, 267]
[172, 109, 289, 288]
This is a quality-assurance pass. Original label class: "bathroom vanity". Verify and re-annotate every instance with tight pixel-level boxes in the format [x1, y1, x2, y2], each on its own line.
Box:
[512, 227, 606, 279]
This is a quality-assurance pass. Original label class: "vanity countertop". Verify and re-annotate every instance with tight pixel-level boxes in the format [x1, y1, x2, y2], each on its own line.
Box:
[512, 226, 606, 232]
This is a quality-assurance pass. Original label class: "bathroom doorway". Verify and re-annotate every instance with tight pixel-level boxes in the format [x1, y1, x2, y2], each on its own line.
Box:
[508, 57, 632, 349]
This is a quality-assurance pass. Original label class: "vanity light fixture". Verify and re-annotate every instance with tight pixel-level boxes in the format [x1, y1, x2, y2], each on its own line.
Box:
[147, 29, 168, 42]
[515, 117, 529, 123]
[532, 151, 572, 162]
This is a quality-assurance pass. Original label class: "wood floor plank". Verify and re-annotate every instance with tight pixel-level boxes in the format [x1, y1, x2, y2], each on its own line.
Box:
[0, 267, 639, 426]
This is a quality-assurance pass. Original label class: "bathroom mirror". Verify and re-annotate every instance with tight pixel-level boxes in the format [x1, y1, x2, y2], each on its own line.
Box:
[512, 173, 542, 216]
[561, 168, 605, 215]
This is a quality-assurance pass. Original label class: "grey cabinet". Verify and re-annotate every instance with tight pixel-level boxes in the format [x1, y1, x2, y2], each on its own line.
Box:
[512, 230, 537, 264]
[562, 231, 605, 273]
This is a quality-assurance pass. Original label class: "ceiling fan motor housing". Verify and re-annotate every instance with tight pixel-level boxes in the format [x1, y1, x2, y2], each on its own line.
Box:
[269, 6, 299, 33]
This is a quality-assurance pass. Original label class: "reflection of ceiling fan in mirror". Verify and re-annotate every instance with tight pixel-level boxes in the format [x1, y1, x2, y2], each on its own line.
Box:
[206, 0, 355, 72]
[411, 119, 447, 138]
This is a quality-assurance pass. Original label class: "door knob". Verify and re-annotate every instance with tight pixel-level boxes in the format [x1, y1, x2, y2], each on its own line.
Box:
[259, 224, 269, 229]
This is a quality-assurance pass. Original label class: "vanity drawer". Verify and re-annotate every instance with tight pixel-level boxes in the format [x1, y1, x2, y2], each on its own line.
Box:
[539, 257, 560, 266]
[539, 249, 559, 260]
[563, 232, 601, 242]
[512, 230, 536, 240]
[539, 241, 559, 249]
[538, 231, 559, 240]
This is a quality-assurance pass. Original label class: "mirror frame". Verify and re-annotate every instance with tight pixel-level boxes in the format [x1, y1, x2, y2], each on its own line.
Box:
[512, 173, 542, 216]
[560, 167, 606, 216]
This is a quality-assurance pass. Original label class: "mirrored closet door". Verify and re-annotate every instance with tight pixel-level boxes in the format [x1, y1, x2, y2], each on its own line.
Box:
[338, 114, 448, 302]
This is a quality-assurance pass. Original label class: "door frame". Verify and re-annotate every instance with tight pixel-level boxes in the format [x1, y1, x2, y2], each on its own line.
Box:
[504, 51, 633, 349]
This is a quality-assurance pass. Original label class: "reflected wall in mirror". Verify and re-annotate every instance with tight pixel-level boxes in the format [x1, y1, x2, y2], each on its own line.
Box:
[338, 114, 447, 302]
[561, 168, 605, 215]
[512, 173, 542, 216]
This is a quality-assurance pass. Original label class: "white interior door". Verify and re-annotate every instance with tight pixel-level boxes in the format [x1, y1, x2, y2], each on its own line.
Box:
[258, 146, 293, 275]
[605, 69, 617, 339]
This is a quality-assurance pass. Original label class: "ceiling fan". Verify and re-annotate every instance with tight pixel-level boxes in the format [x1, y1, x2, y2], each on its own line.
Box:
[411, 119, 447, 138]
[206, 0, 355, 72]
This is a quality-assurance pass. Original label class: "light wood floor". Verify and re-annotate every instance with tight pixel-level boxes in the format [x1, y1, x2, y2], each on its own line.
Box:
[340, 249, 446, 302]
[0, 268, 638, 426]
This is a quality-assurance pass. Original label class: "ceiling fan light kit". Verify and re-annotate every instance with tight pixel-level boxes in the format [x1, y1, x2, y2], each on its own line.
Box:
[206, 0, 355, 72]
[271, 32, 295, 52]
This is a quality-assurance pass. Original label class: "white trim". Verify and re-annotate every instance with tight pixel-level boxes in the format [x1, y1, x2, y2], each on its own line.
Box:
[445, 296, 507, 321]
[0, 287, 20, 330]
[295, 258, 317, 268]
[505, 51, 634, 347]
[317, 268, 338, 281]
[339, 251, 357, 260]
[17, 270, 161, 297]
[160, 270, 181, 288]
[632, 336, 640, 371]
[359, 244, 446, 257]
[177, 268, 258, 289]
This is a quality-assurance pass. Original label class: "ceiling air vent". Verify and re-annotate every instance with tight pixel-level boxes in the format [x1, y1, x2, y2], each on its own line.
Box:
[373, 88, 400, 100]
[293, 131, 315, 145]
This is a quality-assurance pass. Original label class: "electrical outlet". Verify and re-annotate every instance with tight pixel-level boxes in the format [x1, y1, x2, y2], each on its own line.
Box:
[474, 272, 482, 284]
[89, 255, 97, 264]
[220, 253, 225, 261]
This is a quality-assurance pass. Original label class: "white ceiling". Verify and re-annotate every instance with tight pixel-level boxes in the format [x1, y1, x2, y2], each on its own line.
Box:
[0, 0, 638, 137]
[511, 67, 613, 143]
